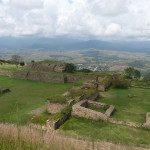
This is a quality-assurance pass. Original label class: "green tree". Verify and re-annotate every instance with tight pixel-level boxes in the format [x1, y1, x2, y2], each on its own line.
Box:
[65, 63, 76, 73]
[124, 67, 141, 79]
[134, 70, 141, 79]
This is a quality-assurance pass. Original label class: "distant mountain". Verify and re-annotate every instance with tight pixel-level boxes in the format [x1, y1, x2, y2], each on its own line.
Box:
[0, 36, 150, 53]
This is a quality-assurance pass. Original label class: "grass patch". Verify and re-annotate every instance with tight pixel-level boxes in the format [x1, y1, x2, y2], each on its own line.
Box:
[60, 116, 150, 148]
[70, 88, 97, 99]
[47, 95, 67, 104]
[132, 80, 150, 87]
[0, 75, 73, 124]
[88, 105, 109, 113]
[97, 87, 150, 124]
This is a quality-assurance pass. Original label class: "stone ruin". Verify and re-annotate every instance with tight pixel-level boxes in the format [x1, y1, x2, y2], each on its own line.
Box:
[25, 61, 66, 73]
[72, 100, 115, 122]
[29, 77, 115, 130]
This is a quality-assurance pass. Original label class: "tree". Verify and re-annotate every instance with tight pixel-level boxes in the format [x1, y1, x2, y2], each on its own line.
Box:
[134, 70, 141, 79]
[65, 63, 76, 73]
[124, 67, 141, 79]
[20, 62, 25, 67]
[11, 55, 23, 67]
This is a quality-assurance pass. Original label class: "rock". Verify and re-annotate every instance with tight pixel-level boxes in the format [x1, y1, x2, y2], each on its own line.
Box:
[142, 112, 150, 129]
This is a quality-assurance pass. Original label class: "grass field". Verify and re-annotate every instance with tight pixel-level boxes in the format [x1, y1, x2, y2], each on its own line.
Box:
[97, 88, 150, 124]
[0, 75, 73, 124]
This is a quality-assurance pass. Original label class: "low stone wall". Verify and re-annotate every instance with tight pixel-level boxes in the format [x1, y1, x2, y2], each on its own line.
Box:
[47, 112, 71, 130]
[66, 74, 95, 83]
[98, 77, 112, 92]
[0, 69, 13, 77]
[47, 103, 67, 114]
[105, 105, 115, 117]
[87, 91, 99, 101]
[88, 101, 106, 108]
[142, 112, 150, 129]
[72, 100, 108, 121]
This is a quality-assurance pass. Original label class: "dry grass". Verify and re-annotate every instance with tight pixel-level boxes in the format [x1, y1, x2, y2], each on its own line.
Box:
[0, 123, 150, 150]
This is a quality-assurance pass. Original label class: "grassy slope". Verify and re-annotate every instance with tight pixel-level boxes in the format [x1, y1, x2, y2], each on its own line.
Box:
[0, 75, 72, 124]
[60, 117, 150, 148]
[97, 88, 150, 124]
[60, 87, 150, 148]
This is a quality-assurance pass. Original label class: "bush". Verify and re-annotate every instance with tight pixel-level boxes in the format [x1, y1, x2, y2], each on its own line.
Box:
[65, 63, 76, 73]
[112, 77, 130, 89]
[143, 73, 150, 81]
[79, 69, 92, 73]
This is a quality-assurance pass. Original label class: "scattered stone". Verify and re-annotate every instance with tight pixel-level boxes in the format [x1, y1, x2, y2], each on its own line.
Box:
[62, 91, 70, 96]
[128, 94, 137, 98]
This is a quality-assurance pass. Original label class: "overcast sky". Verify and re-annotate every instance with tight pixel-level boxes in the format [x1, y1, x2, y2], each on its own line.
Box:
[0, 0, 150, 41]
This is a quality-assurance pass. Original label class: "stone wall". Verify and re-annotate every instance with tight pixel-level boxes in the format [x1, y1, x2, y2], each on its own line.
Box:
[87, 91, 99, 101]
[72, 100, 108, 121]
[88, 101, 106, 108]
[0, 69, 13, 77]
[66, 74, 95, 83]
[142, 112, 150, 129]
[105, 105, 115, 117]
[98, 77, 112, 92]
[47, 112, 71, 130]
[12, 70, 66, 83]
[25, 62, 65, 73]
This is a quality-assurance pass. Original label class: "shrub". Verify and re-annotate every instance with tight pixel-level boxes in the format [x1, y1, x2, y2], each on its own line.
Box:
[65, 63, 76, 73]
[112, 77, 130, 89]
[79, 69, 92, 73]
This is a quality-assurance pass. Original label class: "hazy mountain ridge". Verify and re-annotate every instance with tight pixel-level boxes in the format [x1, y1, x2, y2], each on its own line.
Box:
[0, 36, 150, 53]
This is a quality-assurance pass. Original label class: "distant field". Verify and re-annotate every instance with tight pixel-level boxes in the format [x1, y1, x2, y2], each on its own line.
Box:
[0, 75, 73, 124]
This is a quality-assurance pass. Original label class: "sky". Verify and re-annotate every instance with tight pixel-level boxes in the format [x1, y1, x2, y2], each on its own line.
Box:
[0, 0, 150, 41]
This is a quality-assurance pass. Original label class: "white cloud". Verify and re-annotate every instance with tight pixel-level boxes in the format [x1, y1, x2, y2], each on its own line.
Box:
[0, 0, 150, 40]
[105, 23, 121, 35]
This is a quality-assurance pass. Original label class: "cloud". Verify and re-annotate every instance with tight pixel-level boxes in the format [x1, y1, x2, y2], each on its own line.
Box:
[0, 0, 150, 40]
[105, 24, 121, 35]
